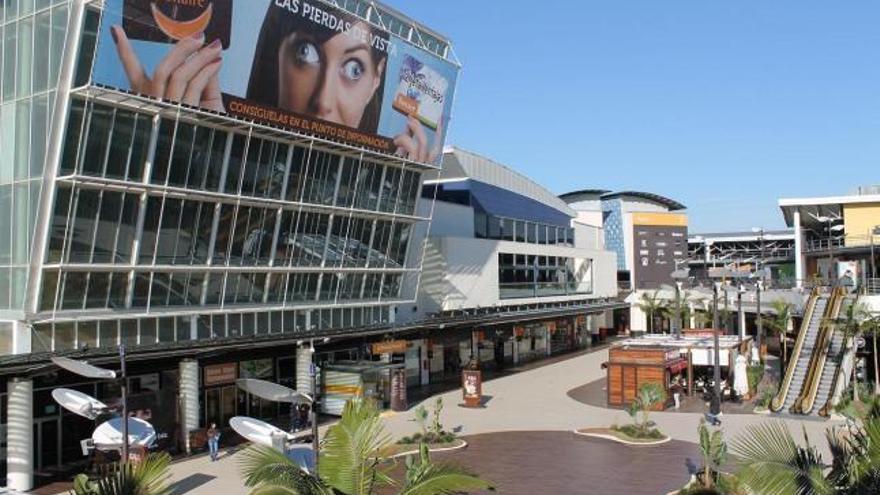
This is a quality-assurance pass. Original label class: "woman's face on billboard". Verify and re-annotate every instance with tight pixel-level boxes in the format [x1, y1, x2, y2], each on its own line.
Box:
[278, 21, 384, 128]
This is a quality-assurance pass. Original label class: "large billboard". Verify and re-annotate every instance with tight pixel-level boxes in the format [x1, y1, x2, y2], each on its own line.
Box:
[93, 0, 459, 164]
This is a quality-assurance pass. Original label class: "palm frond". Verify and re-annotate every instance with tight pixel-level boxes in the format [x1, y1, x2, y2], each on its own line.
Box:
[320, 399, 394, 495]
[71, 453, 173, 495]
[400, 444, 492, 495]
[239, 445, 330, 495]
[731, 421, 828, 495]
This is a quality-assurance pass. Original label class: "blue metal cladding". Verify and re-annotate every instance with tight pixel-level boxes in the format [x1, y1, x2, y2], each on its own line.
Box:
[602, 199, 627, 271]
[431, 180, 572, 227]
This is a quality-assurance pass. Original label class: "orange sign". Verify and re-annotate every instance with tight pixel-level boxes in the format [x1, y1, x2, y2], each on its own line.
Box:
[372, 340, 407, 354]
[203, 363, 237, 386]
[547, 322, 557, 334]
[514, 326, 525, 337]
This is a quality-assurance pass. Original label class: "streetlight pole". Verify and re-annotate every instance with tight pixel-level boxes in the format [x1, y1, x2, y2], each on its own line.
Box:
[674, 281, 682, 338]
[119, 345, 129, 462]
[712, 282, 722, 407]
[723, 283, 729, 333]
[737, 284, 745, 342]
[756, 280, 764, 363]
[309, 343, 319, 476]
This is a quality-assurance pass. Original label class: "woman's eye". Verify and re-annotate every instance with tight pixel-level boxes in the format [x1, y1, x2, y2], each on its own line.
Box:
[342, 59, 365, 81]
[295, 41, 320, 65]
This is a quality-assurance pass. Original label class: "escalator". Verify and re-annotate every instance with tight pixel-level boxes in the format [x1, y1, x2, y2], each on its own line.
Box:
[818, 295, 859, 417]
[798, 290, 852, 415]
[771, 288, 824, 413]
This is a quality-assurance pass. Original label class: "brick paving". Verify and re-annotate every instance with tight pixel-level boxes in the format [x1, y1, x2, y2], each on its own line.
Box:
[383, 431, 702, 495]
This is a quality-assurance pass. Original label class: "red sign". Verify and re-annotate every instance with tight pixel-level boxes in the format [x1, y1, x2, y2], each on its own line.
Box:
[204, 363, 237, 386]
[462, 370, 482, 408]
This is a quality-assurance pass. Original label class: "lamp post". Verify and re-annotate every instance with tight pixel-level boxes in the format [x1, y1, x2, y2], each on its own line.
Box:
[310, 341, 320, 475]
[119, 345, 128, 462]
[723, 282, 729, 333]
[737, 284, 746, 342]
[712, 282, 722, 407]
[671, 264, 690, 339]
[51, 352, 128, 460]
[756, 279, 764, 363]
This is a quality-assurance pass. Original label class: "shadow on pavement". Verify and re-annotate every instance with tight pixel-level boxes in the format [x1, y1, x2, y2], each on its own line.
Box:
[169, 474, 216, 495]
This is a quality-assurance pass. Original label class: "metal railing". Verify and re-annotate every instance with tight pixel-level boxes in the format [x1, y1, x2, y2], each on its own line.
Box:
[804, 234, 879, 253]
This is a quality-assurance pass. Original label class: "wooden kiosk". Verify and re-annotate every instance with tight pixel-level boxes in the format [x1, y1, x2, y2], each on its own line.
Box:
[605, 345, 686, 410]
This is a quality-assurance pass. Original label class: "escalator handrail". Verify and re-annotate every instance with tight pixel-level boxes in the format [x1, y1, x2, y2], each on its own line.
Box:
[819, 295, 857, 417]
[771, 287, 820, 412]
[795, 287, 845, 414]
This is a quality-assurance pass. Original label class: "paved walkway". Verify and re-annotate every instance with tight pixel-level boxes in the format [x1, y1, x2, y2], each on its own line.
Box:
[147, 348, 841, 495]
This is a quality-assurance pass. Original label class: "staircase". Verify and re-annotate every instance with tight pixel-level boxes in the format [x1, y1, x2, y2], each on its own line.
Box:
[805, 297, 852, 415]
[779, 296, 828, 412]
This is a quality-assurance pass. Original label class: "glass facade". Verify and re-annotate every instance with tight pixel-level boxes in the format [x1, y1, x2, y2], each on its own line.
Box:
[0, 0, 71, 310]
[497, 253, 593, 299]
[0, 1, 440, 356]
[475, 213, 575, 247]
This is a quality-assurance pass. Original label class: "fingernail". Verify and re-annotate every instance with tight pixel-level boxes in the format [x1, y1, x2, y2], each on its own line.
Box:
[111, 25, 120, 45]
[209, 39, 222, 49]
[190, 31, 204, 40]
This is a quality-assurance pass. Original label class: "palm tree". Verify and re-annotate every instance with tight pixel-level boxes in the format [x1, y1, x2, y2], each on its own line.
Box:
[628, 382, 666, 435]
[638, 291, 664, 334]
[732, 412, 880, 495]
[697, 420, 727, 490]
[663, 289, 694, 334]
[764, 300, 793, 369]
[830, 302, 871, 403]
[71, 453, 172, 495]
[240, 399, 491, 495]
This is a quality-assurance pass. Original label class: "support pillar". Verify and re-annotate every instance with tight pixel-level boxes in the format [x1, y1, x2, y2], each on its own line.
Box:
[296, 346, 314, 396]
[7, 378, 33, 492]
[178, 360, 200, 454]
[794, 210, 804, 288]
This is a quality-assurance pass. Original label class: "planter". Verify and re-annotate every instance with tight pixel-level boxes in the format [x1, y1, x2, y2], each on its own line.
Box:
[573, 427, 671, 446]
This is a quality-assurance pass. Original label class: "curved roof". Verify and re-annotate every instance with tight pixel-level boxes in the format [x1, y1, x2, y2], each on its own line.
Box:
[438, 147, 576, 217]
[600, 191, 686, 211]
[558, 189, 612, 203]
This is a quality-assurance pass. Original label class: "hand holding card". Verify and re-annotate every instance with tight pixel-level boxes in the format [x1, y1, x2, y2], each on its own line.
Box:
[111, 25, 225, 112]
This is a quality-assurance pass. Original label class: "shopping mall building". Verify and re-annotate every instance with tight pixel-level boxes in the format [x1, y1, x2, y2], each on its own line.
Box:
[0, 0, 624, 489]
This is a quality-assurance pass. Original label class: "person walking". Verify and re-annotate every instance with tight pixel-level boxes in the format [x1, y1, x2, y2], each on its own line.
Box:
[207, 423, 221, 461]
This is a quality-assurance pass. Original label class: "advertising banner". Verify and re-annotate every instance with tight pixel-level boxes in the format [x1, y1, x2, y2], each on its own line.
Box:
[93, 0, 459, 163]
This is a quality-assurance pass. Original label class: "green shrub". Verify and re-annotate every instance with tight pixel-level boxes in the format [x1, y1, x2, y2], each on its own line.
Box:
[612, 424, 665, 440]
[746, 365, 764, 393]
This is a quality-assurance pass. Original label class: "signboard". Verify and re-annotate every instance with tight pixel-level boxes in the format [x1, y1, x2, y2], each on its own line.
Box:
[371, 340, 407, 354]
[204, 363, 237, 386]
[461, 370, 482, 408]
[390, 368, 407, 412]
[93, 0, 459, 163]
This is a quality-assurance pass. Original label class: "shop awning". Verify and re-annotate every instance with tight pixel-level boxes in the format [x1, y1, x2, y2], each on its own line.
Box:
[666, 358, 688, 374]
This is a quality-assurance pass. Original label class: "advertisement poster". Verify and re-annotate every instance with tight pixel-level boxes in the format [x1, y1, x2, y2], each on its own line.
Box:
[93, 0, 459, 163]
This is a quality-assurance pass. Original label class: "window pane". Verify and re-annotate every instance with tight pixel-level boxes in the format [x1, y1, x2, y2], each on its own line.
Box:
[127, 114, 151, 182]
[68, 188, 99, 263]
[81, 105, 112, 176]
[105, 110, 135, 180]
[61, 271, 86, 310]
[24, 4, 47, 82]
[59, 99, 85, 175]
[92, 191, 122, 263]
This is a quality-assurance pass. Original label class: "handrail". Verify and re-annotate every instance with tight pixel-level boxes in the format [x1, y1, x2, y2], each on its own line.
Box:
[771, 287, 820, 412]
[819, 294, 858, 417]
[794, 287, 845, 414]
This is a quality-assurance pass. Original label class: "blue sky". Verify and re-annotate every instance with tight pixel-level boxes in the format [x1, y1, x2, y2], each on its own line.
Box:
[383, 0, 880, 232]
